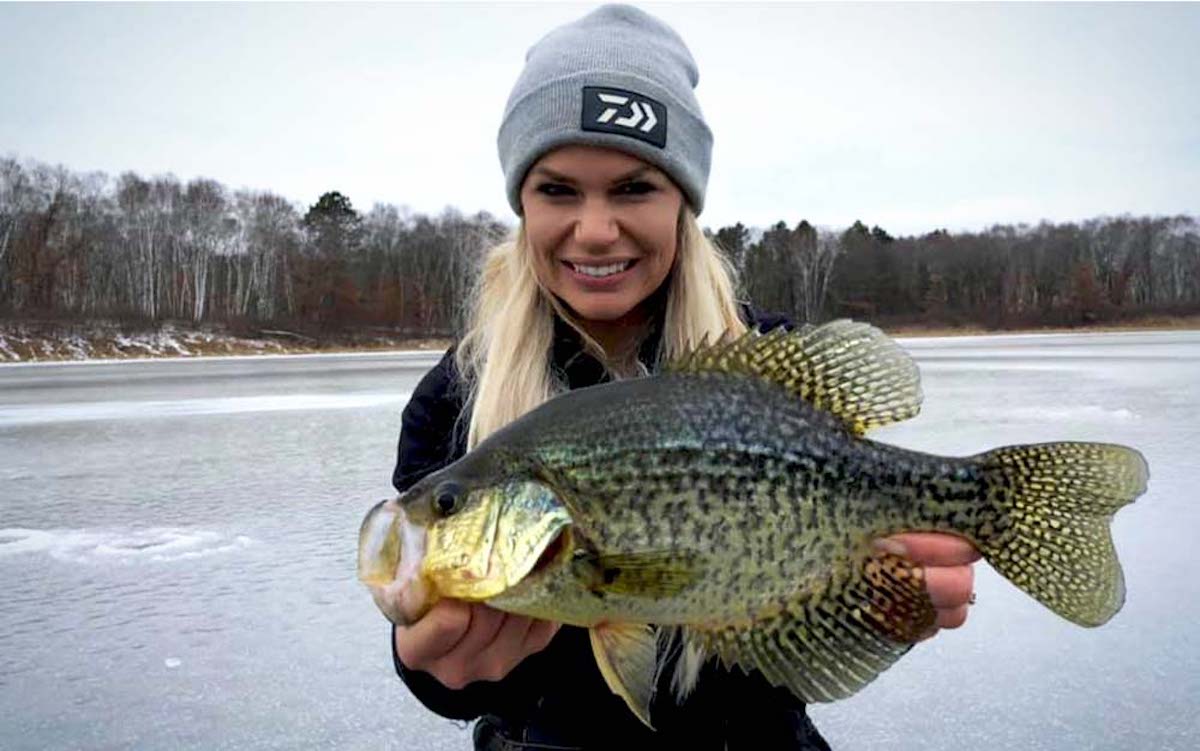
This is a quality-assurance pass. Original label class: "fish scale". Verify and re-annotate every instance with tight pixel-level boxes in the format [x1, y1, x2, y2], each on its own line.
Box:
[492, 371, 981, 626]
[358, 319, 1150, 729]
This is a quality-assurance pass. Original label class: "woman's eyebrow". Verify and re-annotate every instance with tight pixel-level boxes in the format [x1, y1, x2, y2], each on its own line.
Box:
[530, 167, 578, 183]
[611, 167, 652, 183]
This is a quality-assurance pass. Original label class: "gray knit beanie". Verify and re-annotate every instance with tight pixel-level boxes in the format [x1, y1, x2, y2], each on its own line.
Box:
[497, 3, 712, 216]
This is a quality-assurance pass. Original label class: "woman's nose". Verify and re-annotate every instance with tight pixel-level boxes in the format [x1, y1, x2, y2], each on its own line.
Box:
[573, 199, 620, 247]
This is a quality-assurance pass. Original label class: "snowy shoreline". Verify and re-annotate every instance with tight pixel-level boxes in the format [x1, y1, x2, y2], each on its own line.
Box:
[0, 349, 445, 369]
[0, 321, 450, 364]
[2, 318, 1196, 365]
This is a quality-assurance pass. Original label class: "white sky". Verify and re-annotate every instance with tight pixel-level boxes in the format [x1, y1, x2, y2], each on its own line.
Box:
[1, 2, 1197, 236]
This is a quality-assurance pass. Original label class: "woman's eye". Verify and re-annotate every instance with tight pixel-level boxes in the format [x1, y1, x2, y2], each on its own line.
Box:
[615, 181, 656, 196]
[536, 183, 575, 197]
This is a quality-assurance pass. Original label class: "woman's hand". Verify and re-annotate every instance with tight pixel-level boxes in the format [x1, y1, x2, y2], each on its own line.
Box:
[394, 599, 560, 689]
[876, 532, 981, 639]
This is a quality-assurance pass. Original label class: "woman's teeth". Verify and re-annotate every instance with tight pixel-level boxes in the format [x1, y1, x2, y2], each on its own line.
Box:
[570, 261, 631, 278]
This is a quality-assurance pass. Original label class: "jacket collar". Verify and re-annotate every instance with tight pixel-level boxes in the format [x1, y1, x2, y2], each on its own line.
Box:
[551, 309, 665, 389]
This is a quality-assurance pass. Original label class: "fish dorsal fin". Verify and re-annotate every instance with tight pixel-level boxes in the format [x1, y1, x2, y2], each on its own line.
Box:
[589, 623, 659, 729]
[667, 319, 922, 435]
[676, 549, 935, 704]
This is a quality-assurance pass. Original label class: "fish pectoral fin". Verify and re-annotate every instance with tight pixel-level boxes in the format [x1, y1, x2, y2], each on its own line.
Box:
[683, 550, 935, 704]
[589, 623, 659, 729]
[578, 551, 701, 597]
[666, 319, 922, 435]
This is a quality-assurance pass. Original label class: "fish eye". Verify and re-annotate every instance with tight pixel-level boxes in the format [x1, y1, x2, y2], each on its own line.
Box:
[432, 481, 464, 516]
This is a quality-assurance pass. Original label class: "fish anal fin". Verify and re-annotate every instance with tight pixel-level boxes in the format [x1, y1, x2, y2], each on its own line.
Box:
[589, 623, 658, 729]
[666, 319, 922, 435]
[686, 550, 935, 703]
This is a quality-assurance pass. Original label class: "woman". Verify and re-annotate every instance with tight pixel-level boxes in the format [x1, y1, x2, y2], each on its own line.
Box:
[387, 5, 979, 749]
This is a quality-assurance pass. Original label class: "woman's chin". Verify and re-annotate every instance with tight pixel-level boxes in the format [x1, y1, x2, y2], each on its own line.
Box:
[570, 305, 637, 323]
[554, 293, 636, 323]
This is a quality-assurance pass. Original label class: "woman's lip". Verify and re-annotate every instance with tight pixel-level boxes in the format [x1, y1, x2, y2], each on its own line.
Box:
[561, 259, 638, 287]
[561, 259, 638, 268]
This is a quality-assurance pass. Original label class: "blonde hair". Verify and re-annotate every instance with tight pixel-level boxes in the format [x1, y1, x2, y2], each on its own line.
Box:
[455, 207, 746, 449]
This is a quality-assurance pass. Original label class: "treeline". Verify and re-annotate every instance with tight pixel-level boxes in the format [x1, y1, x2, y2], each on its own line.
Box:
[2, 155, 1198, 336]
[719, 216, 1200, 328]
[0, 157, 507, 335]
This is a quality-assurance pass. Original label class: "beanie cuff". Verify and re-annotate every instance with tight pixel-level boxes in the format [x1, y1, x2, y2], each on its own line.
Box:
[498, 69, 712, 216]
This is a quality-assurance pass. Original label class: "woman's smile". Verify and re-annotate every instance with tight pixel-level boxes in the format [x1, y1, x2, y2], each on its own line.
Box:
[562, 258, 638, 286]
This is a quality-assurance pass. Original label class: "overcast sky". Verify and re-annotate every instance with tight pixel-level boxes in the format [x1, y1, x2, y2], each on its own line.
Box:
[2, 2, 1197, 236]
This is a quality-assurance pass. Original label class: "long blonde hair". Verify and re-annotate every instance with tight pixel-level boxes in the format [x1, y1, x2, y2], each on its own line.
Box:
[455, 207, 746, 449]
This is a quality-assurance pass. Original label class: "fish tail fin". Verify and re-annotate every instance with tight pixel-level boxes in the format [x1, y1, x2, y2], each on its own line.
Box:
[973, 442, 1149, 627]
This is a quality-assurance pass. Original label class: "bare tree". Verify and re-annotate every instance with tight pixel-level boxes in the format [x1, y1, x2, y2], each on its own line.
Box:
[2, 155, 1195, 336]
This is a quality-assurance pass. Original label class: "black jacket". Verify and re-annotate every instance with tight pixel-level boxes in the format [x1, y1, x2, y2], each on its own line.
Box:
[390, 305, 832, 750]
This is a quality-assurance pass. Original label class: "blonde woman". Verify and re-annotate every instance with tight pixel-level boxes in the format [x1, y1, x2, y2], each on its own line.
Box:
[387, 5, 979, 749]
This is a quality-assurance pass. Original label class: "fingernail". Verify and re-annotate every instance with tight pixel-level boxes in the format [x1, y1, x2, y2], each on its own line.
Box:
[873, 538, 907, 557]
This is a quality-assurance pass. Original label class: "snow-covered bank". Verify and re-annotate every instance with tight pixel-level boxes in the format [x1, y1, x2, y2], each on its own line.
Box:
[4, 317, 1197, 363]
[0, 320, 449, 362]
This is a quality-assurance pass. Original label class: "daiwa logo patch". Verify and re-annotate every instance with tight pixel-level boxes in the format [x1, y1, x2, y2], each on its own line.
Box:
[581, 86, 667, 148]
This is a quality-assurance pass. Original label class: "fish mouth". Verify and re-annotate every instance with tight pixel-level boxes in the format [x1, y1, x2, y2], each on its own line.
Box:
[357, 497, 434, 626]
[358, 498, 401, 587]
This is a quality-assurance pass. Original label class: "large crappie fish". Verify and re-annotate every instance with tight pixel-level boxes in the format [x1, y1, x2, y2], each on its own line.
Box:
[358, 320, 1148, 727]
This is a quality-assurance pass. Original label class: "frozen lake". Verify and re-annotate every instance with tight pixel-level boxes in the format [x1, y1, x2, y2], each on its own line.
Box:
[1, 331, 1197, 750]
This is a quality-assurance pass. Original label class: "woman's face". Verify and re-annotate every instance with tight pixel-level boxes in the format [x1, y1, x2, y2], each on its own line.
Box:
[519, 145, 684, 327]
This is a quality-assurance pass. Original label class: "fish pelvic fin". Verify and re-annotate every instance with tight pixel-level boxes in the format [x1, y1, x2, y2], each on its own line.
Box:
[589, 623, 660, 729]
[682, 549, 935, 704]
[666, 319, 922, 435]
[973, 442, 1149, 627]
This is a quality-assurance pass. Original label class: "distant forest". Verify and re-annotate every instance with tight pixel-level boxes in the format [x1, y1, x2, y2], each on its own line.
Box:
[2, 156, 1197, 336]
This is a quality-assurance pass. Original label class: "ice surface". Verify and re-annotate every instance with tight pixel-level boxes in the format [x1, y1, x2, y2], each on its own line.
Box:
[0, 527, 256, 564]
[0, 334, 1196, 750]
[0, 392, 412, 427]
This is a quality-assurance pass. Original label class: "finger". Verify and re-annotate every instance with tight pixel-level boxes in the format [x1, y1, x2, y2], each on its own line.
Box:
[394, 600, 472, 668]
[924, 565, 975, 609]
[470, 615, 536, 682]
[486, 614, 536, 659]
[439, 603, 507, 663]
[879, 533, 982, 566]
[935, 604, 970, 630]
[423, 605, 511, 689]
[522, 619, 561, 654]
